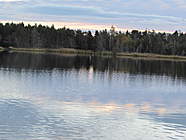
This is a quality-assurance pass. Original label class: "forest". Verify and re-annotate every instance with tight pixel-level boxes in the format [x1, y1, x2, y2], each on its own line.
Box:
[0, 22, 186, 56]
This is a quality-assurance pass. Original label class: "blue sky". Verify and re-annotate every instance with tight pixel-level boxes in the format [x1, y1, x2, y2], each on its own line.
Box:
[1, 0, 186, 32]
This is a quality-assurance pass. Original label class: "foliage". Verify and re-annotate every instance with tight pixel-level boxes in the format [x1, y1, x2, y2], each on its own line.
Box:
[1, 23, 186, 56]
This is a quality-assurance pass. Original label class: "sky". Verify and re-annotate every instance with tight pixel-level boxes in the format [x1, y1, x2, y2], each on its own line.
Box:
[1, 0, 186, 32]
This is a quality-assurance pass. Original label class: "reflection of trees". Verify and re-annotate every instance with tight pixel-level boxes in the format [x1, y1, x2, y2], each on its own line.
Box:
[0, 52, 186, 79]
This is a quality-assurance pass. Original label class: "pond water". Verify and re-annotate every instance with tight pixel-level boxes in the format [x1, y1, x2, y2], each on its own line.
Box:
[0, 52, 186, 140]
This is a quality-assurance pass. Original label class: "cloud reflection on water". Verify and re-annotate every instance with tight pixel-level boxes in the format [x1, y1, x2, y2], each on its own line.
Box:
[0, 53, 186, 139]
[1, 97, 186, 140]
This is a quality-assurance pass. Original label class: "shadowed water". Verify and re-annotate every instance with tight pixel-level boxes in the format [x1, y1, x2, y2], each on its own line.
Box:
[0, 52, 186, 140]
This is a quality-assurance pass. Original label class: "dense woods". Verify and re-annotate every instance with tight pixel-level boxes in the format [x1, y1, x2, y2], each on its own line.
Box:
[1, 22, 186, 56]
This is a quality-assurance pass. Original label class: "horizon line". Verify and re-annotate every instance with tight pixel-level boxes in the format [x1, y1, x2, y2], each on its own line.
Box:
[0, 20, 175, 34]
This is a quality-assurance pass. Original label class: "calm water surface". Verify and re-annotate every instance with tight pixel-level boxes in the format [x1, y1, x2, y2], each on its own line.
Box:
[0, 52, 186, 140]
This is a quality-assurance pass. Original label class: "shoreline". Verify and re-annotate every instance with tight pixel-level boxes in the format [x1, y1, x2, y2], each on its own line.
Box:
[1, 47, 186, 61]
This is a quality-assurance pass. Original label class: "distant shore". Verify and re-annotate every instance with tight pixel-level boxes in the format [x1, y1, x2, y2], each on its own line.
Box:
[1, 47, 186, 61]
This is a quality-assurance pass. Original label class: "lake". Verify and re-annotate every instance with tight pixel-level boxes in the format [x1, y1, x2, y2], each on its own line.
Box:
[0, 52, 186, 140]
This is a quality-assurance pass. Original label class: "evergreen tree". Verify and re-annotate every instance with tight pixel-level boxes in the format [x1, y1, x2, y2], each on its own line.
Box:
[0, 22, 186, 56]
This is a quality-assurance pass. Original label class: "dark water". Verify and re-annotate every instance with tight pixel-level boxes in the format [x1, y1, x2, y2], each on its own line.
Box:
[0, 52, 186, 140]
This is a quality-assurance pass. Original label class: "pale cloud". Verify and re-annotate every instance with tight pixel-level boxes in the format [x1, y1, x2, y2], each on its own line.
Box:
[0, 0, 24, 2]
[1, 0, 186, 32]
[172, 0, 186, 8]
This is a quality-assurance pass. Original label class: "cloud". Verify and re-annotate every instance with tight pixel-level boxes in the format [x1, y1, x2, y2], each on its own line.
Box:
[1, 0, 186, 32]
[21, 4, 185, 28]
[24, 4, 183, 21]
[0, 0, 24, 2]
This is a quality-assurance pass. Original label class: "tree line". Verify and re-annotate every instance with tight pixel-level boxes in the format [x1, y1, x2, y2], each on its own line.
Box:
[1, 22, 186, 56]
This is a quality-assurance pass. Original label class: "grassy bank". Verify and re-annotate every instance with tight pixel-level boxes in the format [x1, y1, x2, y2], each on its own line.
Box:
[0, 47, 5, 51]
[117, 52, 186, 60]
[10, 47, 113, 56]
[7, 47, 186, 60]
